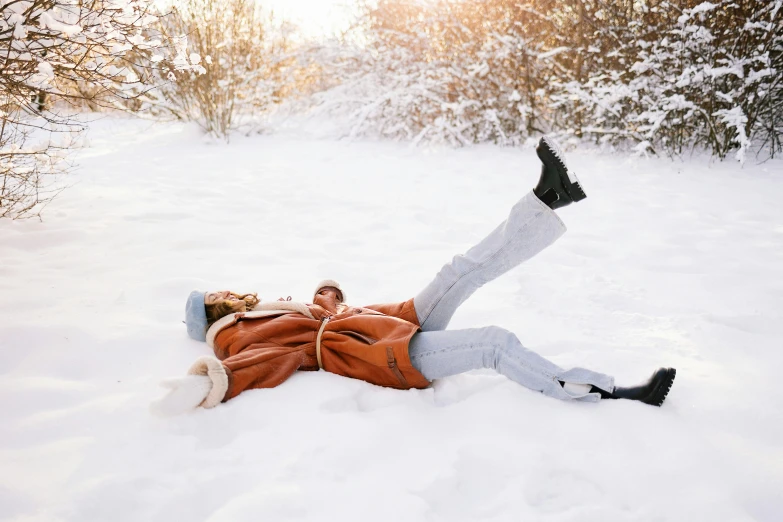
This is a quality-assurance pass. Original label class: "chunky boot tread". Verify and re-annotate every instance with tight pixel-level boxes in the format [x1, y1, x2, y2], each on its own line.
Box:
[647, 368, 676, 407]
[540, 136, 572, 180]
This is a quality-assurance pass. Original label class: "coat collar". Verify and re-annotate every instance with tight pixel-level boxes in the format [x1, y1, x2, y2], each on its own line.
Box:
[206, 301, 315, 349]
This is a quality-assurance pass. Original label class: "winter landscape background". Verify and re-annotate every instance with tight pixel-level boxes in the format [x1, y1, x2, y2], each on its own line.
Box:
[1, 0, 782, 521]
[2, 117, 782, 522]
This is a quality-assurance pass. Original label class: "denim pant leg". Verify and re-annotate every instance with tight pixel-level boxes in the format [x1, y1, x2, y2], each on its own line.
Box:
[414, 191, 566, 332]
[408, 326, 615, 402]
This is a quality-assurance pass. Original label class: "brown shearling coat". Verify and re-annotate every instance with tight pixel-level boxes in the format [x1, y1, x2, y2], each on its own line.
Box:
[211, 298, 431, 402]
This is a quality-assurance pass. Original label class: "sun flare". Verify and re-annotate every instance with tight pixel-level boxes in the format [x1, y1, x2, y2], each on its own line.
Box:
[259, 0, 358, 37]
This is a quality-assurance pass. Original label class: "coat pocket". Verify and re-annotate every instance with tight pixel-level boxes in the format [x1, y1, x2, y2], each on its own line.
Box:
[343, 331, 378, 345]
[386, 346, 409, 388]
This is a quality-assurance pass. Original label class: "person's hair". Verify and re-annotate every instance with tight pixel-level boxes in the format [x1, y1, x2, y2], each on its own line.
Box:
[205, 292, 260, 328]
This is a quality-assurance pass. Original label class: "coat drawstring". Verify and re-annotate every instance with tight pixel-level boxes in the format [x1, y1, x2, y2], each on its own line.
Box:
[316, 316, 331, 369]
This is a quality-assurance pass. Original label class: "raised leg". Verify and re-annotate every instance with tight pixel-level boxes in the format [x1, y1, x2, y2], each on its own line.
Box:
[414, 191, 566, 331]
[407, 326, 615, 402]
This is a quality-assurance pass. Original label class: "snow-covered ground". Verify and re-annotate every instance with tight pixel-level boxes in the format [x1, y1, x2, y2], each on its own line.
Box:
[1, 118, 782, 522]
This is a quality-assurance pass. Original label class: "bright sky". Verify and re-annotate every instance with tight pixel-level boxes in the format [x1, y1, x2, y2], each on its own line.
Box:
[260, 0, 359, 37]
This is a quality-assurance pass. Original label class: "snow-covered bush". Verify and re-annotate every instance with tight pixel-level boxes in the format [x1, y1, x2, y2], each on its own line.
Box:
[307, 0, 562, 145]
[306, 0, 781, 161]
[153, 0, 300, 139]
[556, 0, 783, 162]
[0, 0, 202, 219]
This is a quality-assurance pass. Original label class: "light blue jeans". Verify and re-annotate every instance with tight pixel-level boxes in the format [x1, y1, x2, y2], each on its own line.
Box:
[410, 191, 614, 402]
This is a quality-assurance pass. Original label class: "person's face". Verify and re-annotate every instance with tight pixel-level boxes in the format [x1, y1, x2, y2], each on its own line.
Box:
[316, 286, 343, 303]
[204, 291, 238, 305]
[313, 286, 344, 312]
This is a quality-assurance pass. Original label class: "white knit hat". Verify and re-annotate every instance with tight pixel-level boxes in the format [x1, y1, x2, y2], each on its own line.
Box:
[313, 279, 345, 303]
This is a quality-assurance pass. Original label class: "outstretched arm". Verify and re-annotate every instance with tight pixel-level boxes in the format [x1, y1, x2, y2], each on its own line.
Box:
[220, 345, 305, 401]
[151, 345, 305, 415]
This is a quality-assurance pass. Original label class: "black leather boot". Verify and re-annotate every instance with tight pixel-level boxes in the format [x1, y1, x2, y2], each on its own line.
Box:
[591, 368, 677, 407]
[533, 136, 587, 209]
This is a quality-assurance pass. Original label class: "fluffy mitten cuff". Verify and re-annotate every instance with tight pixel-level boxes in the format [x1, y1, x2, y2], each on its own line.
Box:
[187, 355, 229, 408]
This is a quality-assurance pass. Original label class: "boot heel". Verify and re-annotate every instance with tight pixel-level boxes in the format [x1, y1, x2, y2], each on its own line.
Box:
[565, 180, 587, 202]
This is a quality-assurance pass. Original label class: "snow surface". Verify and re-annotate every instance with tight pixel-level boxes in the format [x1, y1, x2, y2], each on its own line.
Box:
[1, 118, 782, 522]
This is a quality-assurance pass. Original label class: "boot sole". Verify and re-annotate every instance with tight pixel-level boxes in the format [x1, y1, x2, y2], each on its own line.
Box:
[537, 137, 587, 203]
[645, 368, 676, 407]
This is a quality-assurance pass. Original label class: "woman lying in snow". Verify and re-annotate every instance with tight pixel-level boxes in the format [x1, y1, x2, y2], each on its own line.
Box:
[152, 137, 675, 415]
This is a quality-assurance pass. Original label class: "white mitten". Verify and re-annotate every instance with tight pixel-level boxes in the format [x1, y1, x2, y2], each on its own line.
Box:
[150, 374, 213, 417]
